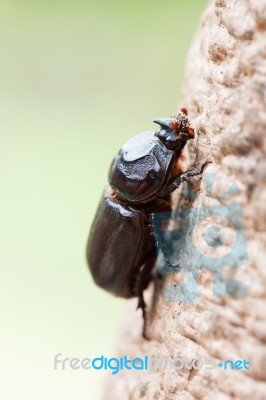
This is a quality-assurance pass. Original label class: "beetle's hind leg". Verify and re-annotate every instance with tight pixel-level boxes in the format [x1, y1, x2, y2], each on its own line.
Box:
[136, 287, 147, 339]
[135, 257, 156, 340]
[136, 275, 148, 340]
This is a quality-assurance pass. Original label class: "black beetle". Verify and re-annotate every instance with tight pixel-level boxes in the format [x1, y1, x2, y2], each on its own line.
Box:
[86, 109, 209, 337]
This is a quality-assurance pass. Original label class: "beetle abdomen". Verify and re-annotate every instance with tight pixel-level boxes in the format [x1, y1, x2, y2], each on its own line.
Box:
[86, 186, 154, 298]
[109, 131, 173, 203]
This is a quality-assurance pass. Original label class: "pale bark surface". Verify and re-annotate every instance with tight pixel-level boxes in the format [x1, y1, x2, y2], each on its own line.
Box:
[103, 0, 266, 399]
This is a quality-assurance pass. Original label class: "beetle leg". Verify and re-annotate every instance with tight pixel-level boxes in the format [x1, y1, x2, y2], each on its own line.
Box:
[135, 257, 156, 340]
[154, 229, 181, 270]
[151, 210, 182, 270]
[158, 175, 182, 198]
[136, 277, 149, 340]
[159, 160, 212, 198]
[181, 160, 211, 182]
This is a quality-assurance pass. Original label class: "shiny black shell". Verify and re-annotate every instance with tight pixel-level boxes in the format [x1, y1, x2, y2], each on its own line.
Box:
[87, 186, 155, 298]
[109, 131, 173, 203]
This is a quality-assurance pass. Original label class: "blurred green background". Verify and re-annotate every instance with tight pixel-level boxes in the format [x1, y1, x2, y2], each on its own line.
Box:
[0, 1, 206, 399]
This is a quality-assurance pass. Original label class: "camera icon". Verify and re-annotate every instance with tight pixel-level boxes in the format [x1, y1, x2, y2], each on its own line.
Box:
[152, 202, 248, 302]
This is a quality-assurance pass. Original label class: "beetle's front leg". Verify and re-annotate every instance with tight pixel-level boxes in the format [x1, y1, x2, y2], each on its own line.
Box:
[181, 160, 211, 182]
[159, 160, 211, 198]
[158, 175, 182, 198]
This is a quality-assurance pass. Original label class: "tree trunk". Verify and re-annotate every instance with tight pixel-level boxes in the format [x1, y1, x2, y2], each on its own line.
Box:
[103, 0, 266, 398]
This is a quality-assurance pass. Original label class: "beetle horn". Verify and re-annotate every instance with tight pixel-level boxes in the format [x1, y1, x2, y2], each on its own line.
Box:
[153, 118, 175, 129]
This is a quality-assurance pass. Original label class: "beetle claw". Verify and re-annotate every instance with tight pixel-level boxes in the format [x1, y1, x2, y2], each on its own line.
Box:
[200, 159, 212, 174]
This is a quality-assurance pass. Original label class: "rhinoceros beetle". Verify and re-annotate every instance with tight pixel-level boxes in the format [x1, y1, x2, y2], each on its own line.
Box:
[86, 109, 210, 337]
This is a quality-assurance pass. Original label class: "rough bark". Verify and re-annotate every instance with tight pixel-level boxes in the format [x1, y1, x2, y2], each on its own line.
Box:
[103, 0, 266, 399]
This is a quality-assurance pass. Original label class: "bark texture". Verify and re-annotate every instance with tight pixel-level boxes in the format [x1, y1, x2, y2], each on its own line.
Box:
[103, 0, 266, 399]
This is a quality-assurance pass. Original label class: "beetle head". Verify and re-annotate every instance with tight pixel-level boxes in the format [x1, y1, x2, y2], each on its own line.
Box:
[153, 110, 195, 151]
